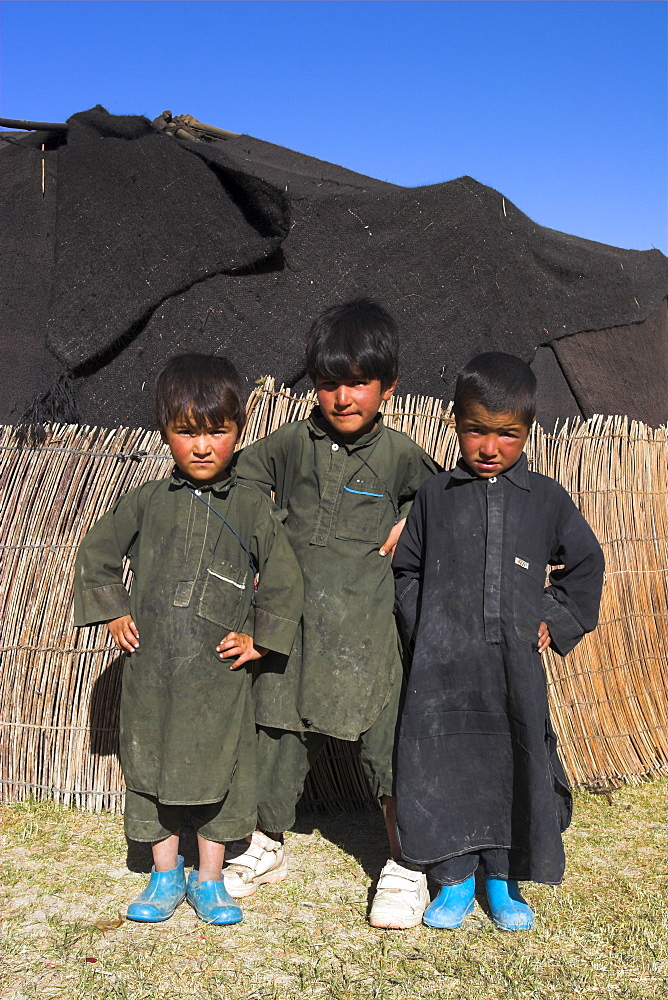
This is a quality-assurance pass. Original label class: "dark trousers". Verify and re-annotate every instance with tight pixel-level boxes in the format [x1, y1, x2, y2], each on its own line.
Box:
[427, 848, 515, 885]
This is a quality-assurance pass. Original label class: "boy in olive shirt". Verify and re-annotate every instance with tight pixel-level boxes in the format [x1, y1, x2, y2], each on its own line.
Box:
[75, 354, 303, 926]
[229, 299, 439, 927]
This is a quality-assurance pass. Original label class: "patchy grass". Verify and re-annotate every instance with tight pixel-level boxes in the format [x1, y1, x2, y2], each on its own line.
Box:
[0, 782, 665, 999]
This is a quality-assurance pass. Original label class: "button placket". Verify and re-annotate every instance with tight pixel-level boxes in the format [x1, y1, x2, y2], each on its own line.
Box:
[483, 476, 503, 643]
[311, 441, 348, 545]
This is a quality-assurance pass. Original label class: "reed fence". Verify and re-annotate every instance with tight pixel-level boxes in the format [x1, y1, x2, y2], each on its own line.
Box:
[1, 379, 666, 814]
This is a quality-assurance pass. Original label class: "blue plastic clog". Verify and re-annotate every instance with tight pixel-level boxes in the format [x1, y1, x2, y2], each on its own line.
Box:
[485, 877, 534, 931]
[422, 874, 475, 928]
[186, 870, 243, 925]
[126, 855, 187, 922]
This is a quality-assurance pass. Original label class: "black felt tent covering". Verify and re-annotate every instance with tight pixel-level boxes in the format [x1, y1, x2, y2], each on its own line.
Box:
[1, 106, 667, 430]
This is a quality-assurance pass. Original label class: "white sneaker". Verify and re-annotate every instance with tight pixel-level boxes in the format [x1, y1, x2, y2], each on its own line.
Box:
[223, 831, 288, 898]
[368, 859, 429, 929]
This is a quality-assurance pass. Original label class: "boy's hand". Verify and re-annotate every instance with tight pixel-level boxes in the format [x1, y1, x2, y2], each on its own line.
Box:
[379, 518, 406, 559]
[217, 632, 268, 669]
[537, 621, 551, 653]
[107, 615, 139, 652]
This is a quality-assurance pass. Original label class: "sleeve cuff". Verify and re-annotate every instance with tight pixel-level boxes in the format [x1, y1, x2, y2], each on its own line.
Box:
[541, 591, 585, 656]
[75, 584, 131, 627]
[397, 500, 414, 521]
[251, 606, 299, 656]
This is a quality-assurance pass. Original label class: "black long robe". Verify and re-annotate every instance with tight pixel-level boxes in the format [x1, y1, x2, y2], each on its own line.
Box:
[393, 454, 604, 884]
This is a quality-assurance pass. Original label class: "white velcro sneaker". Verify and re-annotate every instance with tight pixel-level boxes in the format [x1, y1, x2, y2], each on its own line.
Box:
[368, 859, 430, 929]
[223, 831, 288, 898]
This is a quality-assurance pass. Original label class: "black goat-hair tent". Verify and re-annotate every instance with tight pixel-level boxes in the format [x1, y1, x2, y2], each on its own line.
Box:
[1, 105, 667, 430]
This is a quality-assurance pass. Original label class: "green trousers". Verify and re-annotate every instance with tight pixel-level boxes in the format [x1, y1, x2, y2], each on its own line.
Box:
[256, 660, 402, 833]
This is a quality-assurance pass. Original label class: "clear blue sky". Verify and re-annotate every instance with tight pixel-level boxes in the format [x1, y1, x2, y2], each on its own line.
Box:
[1, 0, 665, 252]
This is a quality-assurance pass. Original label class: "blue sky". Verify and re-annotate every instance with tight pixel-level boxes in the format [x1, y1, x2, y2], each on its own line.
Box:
[1, 0, 665, 252]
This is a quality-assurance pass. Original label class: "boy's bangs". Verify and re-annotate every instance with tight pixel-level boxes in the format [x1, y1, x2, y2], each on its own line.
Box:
[156, 354, 246, 433]
[315, 338, 385, 384]
[173, 403, 236, 433]
[305, 298, 399, 389]
[453, 353, 536, 426]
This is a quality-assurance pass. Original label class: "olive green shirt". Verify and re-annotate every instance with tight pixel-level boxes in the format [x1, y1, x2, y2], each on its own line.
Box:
[74, 470, 303, 805]
[234, 409, 439, 740]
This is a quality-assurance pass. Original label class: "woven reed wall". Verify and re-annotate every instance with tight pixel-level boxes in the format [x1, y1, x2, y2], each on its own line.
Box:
[1, 379, 666, 814]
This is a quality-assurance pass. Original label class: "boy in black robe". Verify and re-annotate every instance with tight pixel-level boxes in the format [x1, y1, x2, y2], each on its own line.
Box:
[392, 353, 604, 931]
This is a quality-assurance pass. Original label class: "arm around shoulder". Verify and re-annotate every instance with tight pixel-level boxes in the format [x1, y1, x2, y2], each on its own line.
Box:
[233, 423, 294, 497]
[392, 485, 428, 646]
[397, 440, 441, 521]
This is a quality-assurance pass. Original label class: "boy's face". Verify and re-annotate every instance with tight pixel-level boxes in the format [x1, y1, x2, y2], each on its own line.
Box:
[455, 403, 530, 478]
[315, 376, 397, 440]
[161, 418, 239, 486]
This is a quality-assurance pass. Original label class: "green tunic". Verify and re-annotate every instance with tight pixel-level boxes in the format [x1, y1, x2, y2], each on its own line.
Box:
[74, 470, 303, 805]
[234, 409, 439, 740]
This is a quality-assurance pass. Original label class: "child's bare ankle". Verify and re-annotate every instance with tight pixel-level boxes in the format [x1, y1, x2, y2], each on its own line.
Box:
[196, 867, 222, 883]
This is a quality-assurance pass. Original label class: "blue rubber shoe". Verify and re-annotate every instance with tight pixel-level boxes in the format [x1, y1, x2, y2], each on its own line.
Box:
[485, 878, 534, 931]
[187, 870, 243, 925]
[126, 855, 187, 922]
[422, 875, 475, 928]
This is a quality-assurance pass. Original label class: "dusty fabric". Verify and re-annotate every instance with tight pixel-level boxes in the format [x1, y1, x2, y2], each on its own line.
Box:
[123, 778, 257, 844]
[0, 140, 60, 421]
[47, 107, 290, 370]
[255, 656, 402, 832]
[393, 454, 604, 885]
[74, 470, 303, 807]
[550, 298, 668, 426]
[234, 409, 439, 740]
[2, 107, 667, 428]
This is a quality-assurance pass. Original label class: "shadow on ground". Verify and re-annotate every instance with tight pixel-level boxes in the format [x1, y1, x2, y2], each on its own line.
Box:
[293, 808, 494, 918]
[125, 806, 493, 922]
[125, 807, 387, 877]
[293, 806, 388, 880]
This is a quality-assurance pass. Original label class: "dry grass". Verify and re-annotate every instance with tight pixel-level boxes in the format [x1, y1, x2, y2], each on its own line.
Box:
[1, 781, 665, 1000]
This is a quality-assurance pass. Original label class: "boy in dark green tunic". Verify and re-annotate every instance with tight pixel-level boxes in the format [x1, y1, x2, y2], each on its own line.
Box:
[74, 355, 303, 925]
[229, 300, 439, 928]
[393, 353, 604, 931]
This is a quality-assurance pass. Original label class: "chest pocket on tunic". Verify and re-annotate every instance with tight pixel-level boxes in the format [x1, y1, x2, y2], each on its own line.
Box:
[335, 475, 387, 544]
[197, 560, 248, 630]
[513, 554, 546, 645]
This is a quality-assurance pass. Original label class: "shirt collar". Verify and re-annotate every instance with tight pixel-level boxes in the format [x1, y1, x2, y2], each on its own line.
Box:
[307, 405, 385, 450]
[450, 451, 530, 490]
[169, 466, 238, 495]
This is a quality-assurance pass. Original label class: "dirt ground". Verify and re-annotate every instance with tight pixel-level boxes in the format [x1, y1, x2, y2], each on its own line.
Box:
[1, 781, 665, 1000]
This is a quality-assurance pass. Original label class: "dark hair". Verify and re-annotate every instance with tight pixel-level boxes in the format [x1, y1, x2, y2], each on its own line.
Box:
[155, 353, 246, 433]
[305, 298, 399, 389]
[453, 352, 536, 426]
